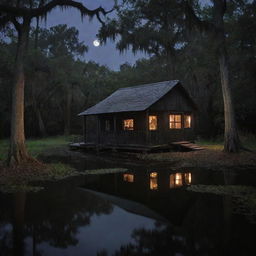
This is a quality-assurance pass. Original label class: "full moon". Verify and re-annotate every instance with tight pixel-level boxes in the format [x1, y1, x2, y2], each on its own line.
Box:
[93, 39, 100, 47]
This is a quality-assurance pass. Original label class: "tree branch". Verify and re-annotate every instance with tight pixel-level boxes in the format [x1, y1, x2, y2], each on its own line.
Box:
[183, 0, 217, 33]
[0, 0, 114, 24]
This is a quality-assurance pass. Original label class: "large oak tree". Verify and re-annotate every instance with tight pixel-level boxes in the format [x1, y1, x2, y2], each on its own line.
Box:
[0, 0, 113, 165]
[183, 0, 241, 152]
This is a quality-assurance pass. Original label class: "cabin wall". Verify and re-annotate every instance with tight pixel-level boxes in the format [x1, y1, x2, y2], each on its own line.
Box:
[85, 115, 98, 143]
[98, 112, 147, 145]
[146, 111, 195, 144]
[149, 86, 195, 112]
[85, 112, 194, 145]
[147, 87, 196, 144]
[100, 112, 146, 131]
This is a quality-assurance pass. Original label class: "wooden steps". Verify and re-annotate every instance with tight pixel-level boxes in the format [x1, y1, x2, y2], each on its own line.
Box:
[69, 142, 96, 150]
[171, 141, 204, 151]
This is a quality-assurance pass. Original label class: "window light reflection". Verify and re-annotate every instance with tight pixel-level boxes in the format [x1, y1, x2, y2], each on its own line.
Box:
[170, 172, 192, 188]
[185, 172, 192, 184]
[123, 173, 134, 183]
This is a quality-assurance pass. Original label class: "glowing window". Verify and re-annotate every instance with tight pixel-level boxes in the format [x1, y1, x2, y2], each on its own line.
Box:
[105, 120, 111, 131]
[169, 114, 182, 129]
[185, 173, 192, 185]
[184, 115, 192, 128]
[150, 172, 158, 190]
[123, 174, 134, 183]
[149, 115, 157, 130]
[175, 173, 183, 185]
[170, 173, 183, 188]
[123, 119, 134, 130]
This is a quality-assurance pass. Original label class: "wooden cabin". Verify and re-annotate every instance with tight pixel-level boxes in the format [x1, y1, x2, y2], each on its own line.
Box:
[78, 80, 197, 149]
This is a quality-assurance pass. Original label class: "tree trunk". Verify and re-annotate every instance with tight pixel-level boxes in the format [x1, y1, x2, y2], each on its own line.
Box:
[8, 21, 31, 166]
[213, 0, 241, 152]
[213, 0, 240, 152]
[218, 42, 240, 152]
[64, 84, 72, 135]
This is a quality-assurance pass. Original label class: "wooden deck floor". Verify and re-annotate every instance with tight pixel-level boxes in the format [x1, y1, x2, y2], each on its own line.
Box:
[69, 141, 204, 152]
[171, 141, 204, 151]
[69, 142, 170, 152]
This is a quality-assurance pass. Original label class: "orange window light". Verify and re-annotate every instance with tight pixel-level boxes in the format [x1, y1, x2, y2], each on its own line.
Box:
[123, 119, 134, 130]
[149, 115, 157, 130]
[169, 114, 182, 129]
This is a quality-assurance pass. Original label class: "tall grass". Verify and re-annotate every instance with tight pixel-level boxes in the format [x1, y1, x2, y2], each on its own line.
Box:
[196, 132, 256, 151]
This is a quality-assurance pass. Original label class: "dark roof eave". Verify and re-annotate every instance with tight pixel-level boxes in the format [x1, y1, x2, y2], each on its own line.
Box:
[78, 109, 147, 116]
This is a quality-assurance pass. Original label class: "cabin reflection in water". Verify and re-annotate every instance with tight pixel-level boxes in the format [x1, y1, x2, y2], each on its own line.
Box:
[150, 172, 158, 190]
[122, 171, 192, 191]
[170, 172, 192, 188]
[123, 173, 134, 183]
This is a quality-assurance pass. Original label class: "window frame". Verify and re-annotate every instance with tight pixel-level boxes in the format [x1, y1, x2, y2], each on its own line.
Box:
[123, 118, 134, 131]
[184, 114, 192, 129]
[169, 114, 182, 129]
[148, 115, 158, 131]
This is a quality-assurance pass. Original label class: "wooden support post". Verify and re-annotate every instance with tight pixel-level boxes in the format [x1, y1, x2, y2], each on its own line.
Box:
[113, 115, 117, 145]
[83, 116, 86, 143]
[97, 116, 101, 146]
[145, 110, 149, 145]
[114, 115, 117, 132]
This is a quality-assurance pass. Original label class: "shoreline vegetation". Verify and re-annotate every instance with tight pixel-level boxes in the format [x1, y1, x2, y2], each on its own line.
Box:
[136, 134, 256, 167]
[0, 135, 255, 193]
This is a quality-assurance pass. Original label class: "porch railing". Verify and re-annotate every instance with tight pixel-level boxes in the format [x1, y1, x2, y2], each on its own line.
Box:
[86, 129, 194, 146]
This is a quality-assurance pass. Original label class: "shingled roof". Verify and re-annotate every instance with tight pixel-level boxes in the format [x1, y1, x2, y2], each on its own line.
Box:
[79, 80, 180, 116]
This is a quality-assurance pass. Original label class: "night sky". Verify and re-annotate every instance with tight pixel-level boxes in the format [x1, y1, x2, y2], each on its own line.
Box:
[41, 0, 209, 71]
[42, 0, 147, 71]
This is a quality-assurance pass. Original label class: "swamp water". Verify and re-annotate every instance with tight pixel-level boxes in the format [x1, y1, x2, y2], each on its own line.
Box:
[0, 154, 256, 256]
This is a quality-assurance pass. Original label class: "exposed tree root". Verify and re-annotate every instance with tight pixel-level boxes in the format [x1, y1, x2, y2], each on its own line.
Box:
[8, 151, 41, 168]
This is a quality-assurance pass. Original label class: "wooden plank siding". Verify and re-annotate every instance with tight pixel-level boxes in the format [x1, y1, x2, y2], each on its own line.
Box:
[149, 86, 195, 112]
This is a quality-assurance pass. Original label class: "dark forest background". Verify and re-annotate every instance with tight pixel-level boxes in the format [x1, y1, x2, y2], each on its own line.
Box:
[0, 1, 255, 140]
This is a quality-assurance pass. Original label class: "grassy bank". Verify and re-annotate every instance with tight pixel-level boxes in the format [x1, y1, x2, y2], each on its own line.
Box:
[0, 136, 73, 161]
[0, 136, 79, 193]
[197, 134, 256, 151]
[136, 136, 256, 168]
[0, 136, 130, 193]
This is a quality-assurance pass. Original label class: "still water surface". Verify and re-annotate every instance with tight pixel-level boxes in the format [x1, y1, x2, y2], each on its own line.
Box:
[0, 154, 256, 256]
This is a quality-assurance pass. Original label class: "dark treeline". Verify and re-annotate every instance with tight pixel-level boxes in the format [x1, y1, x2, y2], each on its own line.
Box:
[0, 1, 255, 141]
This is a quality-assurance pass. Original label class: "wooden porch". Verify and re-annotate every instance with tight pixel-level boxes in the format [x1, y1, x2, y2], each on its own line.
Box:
[69, 139, 204, 153]
[87, 129, 195, 146]
[69, 141, 172, 153]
